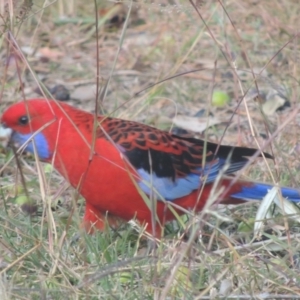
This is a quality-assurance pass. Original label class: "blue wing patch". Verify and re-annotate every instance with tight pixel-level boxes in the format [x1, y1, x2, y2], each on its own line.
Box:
[137, 168, 201, 200]
[137, 158, 247, 201]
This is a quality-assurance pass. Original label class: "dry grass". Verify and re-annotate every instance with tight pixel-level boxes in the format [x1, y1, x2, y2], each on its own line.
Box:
[0, 0, 300, 299]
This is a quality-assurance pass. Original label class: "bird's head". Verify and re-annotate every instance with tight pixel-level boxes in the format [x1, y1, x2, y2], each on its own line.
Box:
[0, 99, 59, 160]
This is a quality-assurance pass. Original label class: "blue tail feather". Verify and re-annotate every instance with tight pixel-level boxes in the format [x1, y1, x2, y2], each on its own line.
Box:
[231, 183, 300, 203]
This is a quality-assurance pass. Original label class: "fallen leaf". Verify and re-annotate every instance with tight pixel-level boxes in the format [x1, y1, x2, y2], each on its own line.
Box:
[38, 47, 64, 60]
[173, 115, 222, 133]
[262, 94, 286, 116]
[71, 85, 97, 101]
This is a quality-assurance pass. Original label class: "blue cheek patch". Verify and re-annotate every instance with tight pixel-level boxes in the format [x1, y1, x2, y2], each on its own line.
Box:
[11, 131, 51, 160]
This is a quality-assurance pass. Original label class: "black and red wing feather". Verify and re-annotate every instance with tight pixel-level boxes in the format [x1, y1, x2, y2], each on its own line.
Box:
[98, 117, 272, 181]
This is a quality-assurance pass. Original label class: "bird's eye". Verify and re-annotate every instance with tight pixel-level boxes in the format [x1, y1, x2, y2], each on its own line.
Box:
[18, 116, 29, 125]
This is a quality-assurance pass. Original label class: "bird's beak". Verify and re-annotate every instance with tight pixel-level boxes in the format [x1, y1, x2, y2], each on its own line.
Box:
[0, 125, 13, 148]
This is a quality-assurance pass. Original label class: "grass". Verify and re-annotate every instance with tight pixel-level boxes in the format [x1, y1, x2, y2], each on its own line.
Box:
[0, 0, 300, 299]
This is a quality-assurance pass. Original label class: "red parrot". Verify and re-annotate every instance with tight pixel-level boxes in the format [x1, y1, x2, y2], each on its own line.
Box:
[0, 98, 299, 236]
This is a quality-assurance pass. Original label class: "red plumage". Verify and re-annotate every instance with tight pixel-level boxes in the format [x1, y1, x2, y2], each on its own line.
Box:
[1, 98, 298, 237]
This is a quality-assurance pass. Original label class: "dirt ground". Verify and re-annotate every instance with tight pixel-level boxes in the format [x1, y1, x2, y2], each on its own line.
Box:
[0, 1, 300, 299]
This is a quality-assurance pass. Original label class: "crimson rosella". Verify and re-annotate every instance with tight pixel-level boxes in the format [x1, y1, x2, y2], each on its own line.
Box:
[1, 99, 299, 236]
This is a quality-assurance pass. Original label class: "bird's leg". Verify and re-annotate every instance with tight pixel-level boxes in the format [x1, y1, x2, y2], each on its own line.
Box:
[82, 202, 121, 233]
